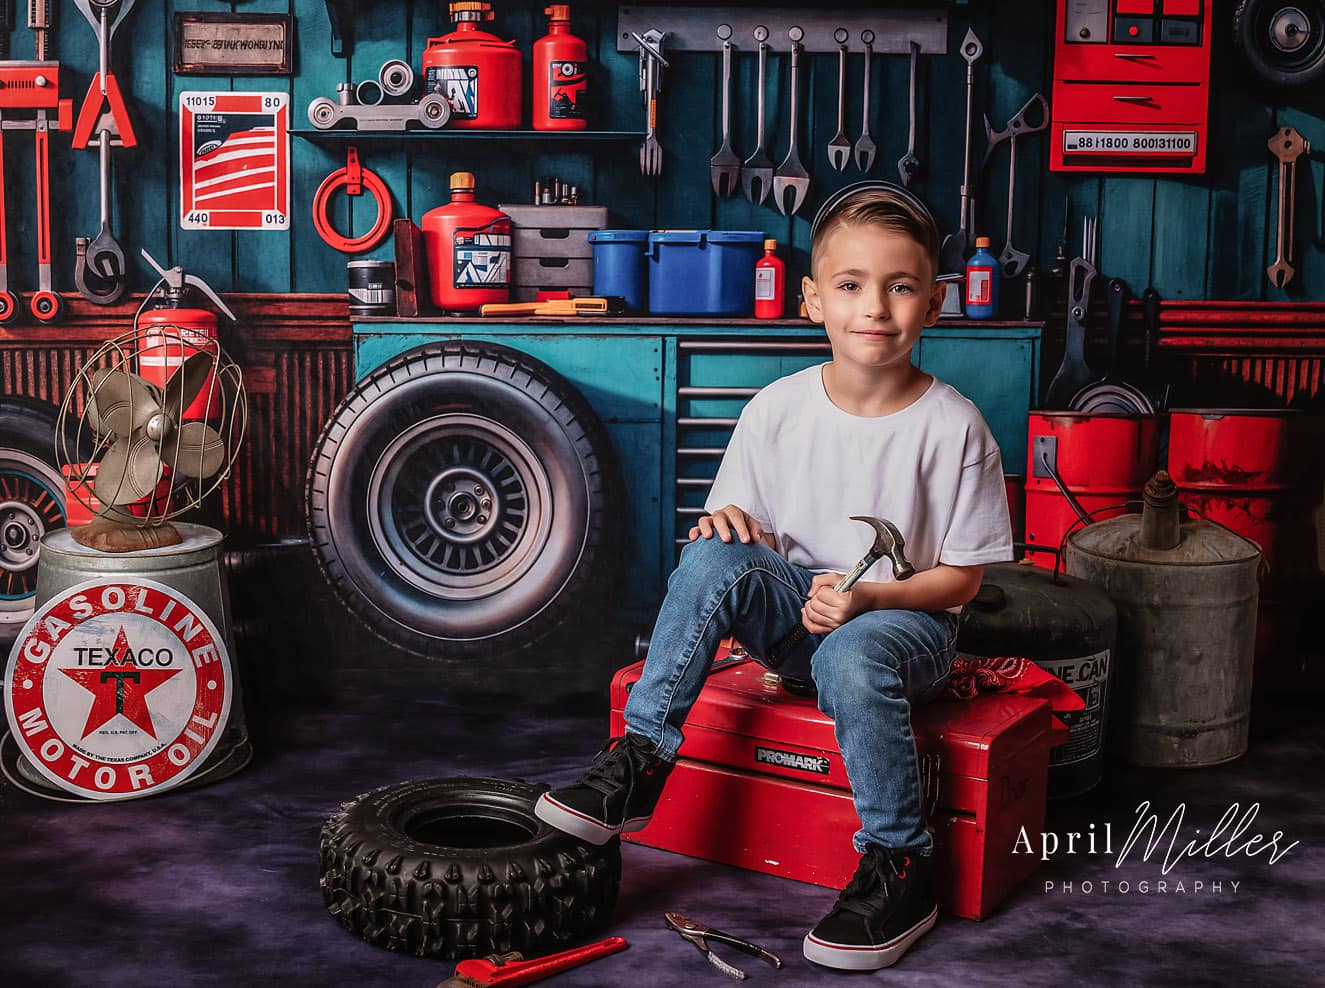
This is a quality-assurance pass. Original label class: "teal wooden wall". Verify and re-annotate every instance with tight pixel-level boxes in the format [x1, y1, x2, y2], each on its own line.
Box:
[10, 0, 1324, 302]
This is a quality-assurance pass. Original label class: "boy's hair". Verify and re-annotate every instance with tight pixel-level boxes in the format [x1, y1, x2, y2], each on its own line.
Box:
[809, 185, 940, 278]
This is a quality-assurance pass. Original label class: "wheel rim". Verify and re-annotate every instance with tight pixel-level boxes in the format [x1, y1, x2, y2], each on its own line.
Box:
[1257, 3, 1325, 70]
[367, 413, 553, 601]
[0, 449, 65, 626]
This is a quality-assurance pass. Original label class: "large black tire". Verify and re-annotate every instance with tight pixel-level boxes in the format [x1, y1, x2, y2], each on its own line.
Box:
[307, 341, 617, 659]
[1235, 0, 1325, 86]
[0, 397, 68, 648]
[318, 777, 621, 959]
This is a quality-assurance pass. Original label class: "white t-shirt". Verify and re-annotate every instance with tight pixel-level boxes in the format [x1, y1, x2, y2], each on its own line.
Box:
[705, 364, 1013, 609]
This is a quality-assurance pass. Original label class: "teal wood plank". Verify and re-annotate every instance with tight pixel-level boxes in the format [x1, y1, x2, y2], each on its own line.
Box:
[1099, 178, 1154, 292]
[119, 0, 170, 293]
[1206, 75, 1272, 301]
[232, 0, 295, 293]
[1150, 178, 1209, 299]
[654, 48, 714, 227]
[51, 0, 98, 297]
[406, 0, 450, 227]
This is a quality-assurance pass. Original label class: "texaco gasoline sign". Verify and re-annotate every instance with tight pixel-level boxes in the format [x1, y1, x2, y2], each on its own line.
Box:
[4, 578, 232, 800]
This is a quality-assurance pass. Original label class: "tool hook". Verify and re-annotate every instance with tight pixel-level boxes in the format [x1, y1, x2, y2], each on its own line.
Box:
[665, 912, 782, 981]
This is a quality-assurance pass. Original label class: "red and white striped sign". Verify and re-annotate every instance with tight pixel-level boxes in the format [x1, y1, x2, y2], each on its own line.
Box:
[180, 91, 289, 231]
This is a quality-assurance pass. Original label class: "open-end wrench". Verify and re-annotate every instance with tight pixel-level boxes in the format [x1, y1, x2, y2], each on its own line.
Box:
[1044, 216, 1099, 409]
[897, 41, 920, 186]
[984, 93, 1048, 278]
[709, 25, 741, 197]
[853, 30, 876, 172]
[826, 28, 850, 172]
[1266, 126, 1308, 289]
[74, 125, 126, 304]
[766, 516, 915, 668]
[772, 26, 810, 217]
[939, 28, 984, 272]
[740, 27, 773, 204]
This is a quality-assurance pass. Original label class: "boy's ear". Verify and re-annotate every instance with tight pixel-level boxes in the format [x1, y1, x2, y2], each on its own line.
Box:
[803, 275, 824, 323]
[925, 280, 946, 326]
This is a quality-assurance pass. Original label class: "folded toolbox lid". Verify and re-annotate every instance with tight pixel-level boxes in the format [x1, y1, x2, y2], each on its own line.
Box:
[611, 642, 1059, 790]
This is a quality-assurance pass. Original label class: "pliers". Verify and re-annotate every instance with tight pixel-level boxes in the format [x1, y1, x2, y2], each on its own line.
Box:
[664, 912, 783, 980]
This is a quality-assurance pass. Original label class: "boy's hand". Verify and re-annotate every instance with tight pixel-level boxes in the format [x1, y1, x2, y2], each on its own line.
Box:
[801, 572, 862, 635]
[689, 504, 767, 544]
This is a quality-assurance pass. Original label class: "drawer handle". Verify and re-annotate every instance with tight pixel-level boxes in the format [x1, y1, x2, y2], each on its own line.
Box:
[1114, 52, 1156, 61]
[1112, 94, 1155, 103]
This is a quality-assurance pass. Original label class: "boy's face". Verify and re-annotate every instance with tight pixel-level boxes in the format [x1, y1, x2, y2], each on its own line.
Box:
[802, 223, 945, 374]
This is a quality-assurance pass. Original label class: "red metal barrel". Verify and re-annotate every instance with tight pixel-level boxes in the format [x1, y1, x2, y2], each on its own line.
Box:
[1168, 409, 1324, 579]
[1024, 412, 1161, 568]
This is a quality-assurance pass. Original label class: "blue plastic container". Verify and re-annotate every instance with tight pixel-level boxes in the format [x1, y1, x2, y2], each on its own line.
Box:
[647, 230, 765, 315]
[588, 229, 649, 313]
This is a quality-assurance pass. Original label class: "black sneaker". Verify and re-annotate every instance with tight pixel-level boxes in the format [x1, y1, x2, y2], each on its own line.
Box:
[803, 845, 938, 971]
[534, 733, 673, 845]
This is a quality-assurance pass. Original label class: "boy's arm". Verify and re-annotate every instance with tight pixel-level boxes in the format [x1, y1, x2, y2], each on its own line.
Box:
[801, 564, 983, 634]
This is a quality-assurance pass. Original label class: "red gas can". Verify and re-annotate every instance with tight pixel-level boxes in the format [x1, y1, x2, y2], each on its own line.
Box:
[422, 172, 512, 311]
[423, 2, 522, 130]
[533, 5, 588, 130]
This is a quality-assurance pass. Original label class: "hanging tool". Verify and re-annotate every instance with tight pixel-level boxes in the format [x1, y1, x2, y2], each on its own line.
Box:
[826, 28, 851, 172]
[633, 29, 668, 176]
[1044, 215, 1099, 409]
[740, 26, 773, 204]
[853, 29, 876, 172]
[772, 26, 810, 216]
[664, 913, 782, 981]
[709, 25, 741, 197]
[984, 92, 1049, 279]
[70, 0, 139, 305]
[27, 0, 51, 61]
[312, 146, 393, 253]
[897, 41, 921, 186]
[1266, 125, 1308, 289]
[939, 28, 984, 272]
[437, 937, 628, 988]
[1069, 278, 1156, 414]
[767, 516, 914, 668]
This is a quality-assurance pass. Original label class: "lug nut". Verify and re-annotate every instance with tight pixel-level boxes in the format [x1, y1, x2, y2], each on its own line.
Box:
[443, 518, 455, 529]
[477, 514, 487, 524]
[480, 498, 492, 510]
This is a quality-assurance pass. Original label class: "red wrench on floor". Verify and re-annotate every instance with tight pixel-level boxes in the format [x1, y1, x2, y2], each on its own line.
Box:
[438, 937, 628, 987]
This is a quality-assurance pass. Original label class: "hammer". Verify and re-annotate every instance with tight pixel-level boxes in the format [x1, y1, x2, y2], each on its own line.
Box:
[766, 515, 914, 668]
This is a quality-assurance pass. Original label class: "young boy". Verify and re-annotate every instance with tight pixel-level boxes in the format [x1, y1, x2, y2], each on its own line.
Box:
[535, 182, 1013, 971]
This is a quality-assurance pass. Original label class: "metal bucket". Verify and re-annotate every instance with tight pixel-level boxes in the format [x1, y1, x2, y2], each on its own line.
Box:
[957, 562, 1117, 798]
[1024, 412, 1160, 568]
[7, 522, 249, 799]
[1065, 478, 1260, 768]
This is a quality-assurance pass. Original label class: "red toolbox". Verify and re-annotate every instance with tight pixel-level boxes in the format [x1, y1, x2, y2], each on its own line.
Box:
[612, 646, 1062, 920]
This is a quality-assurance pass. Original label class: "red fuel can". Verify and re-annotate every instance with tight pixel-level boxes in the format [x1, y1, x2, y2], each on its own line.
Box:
[533, 5, 588, 130]
[422, 171, 512, 311]
[423, 2, 522, 130]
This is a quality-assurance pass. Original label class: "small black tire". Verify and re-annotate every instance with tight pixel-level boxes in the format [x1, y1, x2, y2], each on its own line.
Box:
[318, 777, 621, 960]
[1234, 0, 1325, 87]
[306, 340, 617, 659]
[0, 396, 69, 647]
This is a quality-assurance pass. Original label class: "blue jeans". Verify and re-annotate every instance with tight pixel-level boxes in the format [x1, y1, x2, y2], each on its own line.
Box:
[623, 536, 960, 854]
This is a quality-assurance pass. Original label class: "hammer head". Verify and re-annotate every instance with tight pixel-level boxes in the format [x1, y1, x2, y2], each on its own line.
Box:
[850, 515, 916, 581]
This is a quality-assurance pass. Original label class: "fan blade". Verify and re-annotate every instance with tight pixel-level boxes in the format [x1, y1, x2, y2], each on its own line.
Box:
[89, 370, 161, 438]
[162, 420, 226, 479]
[94, 436, 164, 506]
[162, 350, 216, 420]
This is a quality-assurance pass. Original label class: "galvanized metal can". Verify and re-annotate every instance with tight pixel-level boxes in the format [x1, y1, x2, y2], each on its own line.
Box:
[347, 260, 396, 317]
[1065, 477, 1261, 768]
[11, 523, 249, 797]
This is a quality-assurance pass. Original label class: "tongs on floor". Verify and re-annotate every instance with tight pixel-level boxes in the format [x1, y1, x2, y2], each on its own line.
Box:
[665, 912, 783, 980]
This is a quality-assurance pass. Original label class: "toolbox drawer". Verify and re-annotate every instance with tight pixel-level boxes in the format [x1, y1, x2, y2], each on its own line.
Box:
[1055, 42, 1208, 83]
[499, 204, 608, 260]
[1052, 80, 1207, 123]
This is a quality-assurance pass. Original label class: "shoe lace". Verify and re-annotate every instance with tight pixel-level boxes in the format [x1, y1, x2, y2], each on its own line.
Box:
[835, 847, 909, 919]
[580, 735, 646, 797]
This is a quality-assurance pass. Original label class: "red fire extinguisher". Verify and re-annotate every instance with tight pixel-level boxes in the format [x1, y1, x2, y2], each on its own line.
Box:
[421, 172, 512, 312]
[533, 5, 588, 130]
[422, 2, 522, 130]
[135, 250, 237, 421]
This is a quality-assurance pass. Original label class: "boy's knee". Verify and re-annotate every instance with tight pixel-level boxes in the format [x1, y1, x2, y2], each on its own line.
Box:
[676, 535, 768, 574]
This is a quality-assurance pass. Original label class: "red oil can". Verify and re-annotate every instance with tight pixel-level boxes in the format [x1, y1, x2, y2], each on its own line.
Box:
[533, 5, 588, 130]
[422, 172, 512, 311]
[423, 2, 522, 130]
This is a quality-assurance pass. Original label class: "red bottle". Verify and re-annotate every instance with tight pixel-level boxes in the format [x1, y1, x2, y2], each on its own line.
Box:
[754, 238, 785, 319]
[533, 5, 588, 130]
[422, 2, 522, 130]
[421, 172, 512, 311]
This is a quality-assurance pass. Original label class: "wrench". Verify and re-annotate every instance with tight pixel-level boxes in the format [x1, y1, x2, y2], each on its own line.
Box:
[939, 28, 984, 272]
[709, 26, 741, 197]
[983, 91, 1048, 169]
[633, 30, 668, 176]
[772, 26, 810, 217]
[29, 112, 60, 321]
[740, 27, 773, 204]
[1044, 216, 1099, 409]
[853, 30, 876, 172]
[826, 29, 850, 172]
[1266, 126, 1308, 289]
[897, 41, 920, 186]
[984, 93, 1048, 278]
[74, 126, 126, 304]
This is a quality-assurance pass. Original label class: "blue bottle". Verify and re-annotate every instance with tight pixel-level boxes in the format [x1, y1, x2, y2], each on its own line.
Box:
[964, 236, 1000, 320]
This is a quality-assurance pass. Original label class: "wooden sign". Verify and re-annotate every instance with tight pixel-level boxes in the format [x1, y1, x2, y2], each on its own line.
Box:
[173, 13, 294, 76]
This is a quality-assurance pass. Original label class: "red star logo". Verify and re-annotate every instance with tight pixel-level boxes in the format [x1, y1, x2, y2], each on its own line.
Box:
[61, 626, 181, 739]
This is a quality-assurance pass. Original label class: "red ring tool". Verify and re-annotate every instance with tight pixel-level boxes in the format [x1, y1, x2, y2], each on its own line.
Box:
[312, 146, 393, 253]
[437, 936, 628, 987]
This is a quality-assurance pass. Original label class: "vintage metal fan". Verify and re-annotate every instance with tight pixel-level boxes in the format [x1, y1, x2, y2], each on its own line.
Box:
[57, 327, 247, 551]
